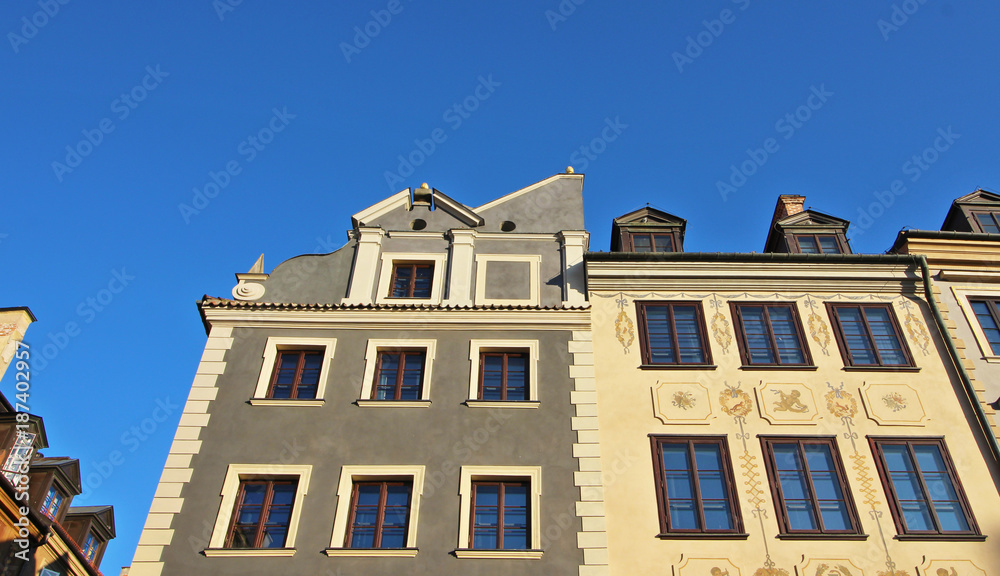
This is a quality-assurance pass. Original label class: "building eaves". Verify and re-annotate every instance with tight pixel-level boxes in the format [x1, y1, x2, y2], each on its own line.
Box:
[891, 229, 1000, 253]
[200, 296, 588, 311]
[585, 251, 919, 265]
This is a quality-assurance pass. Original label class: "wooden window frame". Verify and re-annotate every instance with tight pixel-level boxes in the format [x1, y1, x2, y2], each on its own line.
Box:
[469, 480, 530, 550]
[478, 351, 529, 401]
[759, 436, 864, 538]
[649, 435, 745, 538]
[731, 302, 813, 368]
[826, 303, 915, 369]
[868, 437, 982, 540]
[224, 479, 298, 549]
[81, 532, 101, 562]
[792, 234, 846, 254]
[265, 350, 323, 399]
[636, 301, 714, 368]
[372, 349, 426, 400]
[345, 481, 413, 549]
[388, 261, 434, 299]
[626, 231, 678, 253]
[40, 485, 63, 520]
[970, 211, 1000, 234]
[968, 298, 1000, 355]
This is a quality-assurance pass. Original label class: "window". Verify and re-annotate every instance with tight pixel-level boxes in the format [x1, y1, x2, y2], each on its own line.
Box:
[373, 350, 425, 400]
[81, 532, 99, 562]
[870, 438, 980, 538]
[471, 481, 529, 550]
[389, 262, 434, 298]
[479, 352, 528, 401]
[827, 303, 914, 368]
[629, 232, 675, 253]
[205, 464, 311, 557]
[969, 299, 1000, 355]
[327, 466, 425, 557]
[251, 337, 336, 406]
[760, 437, 862, 536]
[732, 303, 812, 367]
[456, 466, 542, 558]
[346, 481, 412, 549]
[225, 479, 298, 549]
[638, 302, 713, 366]
[650, 436, 743, 536]
[794, 234, 843, 254]
[40, 486, 64, 520]
[267, 351, 322, 399]
[972, 211, 1000, 233]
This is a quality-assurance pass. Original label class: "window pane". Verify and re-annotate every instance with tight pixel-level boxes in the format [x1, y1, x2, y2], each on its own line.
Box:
[412, 266, 433, 298]
[971, 301, 1000, 354]
[900, 501, 935, 531]
[976, 213, 1000, 233]
[767, 306, 806, 364]
[632, 235, 652, 252]
[645, 306, 677, 363]
[740, 307, 776, 364]
[834, 307, 879, 364]
[673, 306, 706, 363]
[797, 236, 819, 254]
[818, 236, 841, 254]
[653, 234, 674, 252]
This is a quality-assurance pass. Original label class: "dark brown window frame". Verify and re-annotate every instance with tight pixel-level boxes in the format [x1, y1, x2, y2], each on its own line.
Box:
[345, 480, 413, 549]
[791, 233, 847, 254]
[636, 301, 714, 368]
[759, 436, 865, 539]
[730, 302, 814, 368]
[868, 437, 983, 540]
[372, 349, 426, 400]
[625, 230, 679, 253]
[266, 349, 323, 399]
[826, 303, 916, 370]
[224, 478, 298, 549]
[478, 350, 529, 401]
[649, 435, 746, 538]
[40, 484, 64, 520]
[388, 261, 434, 298]
[970, 210, 1000, 234]
[469, 480, 530, 550]
[968, 298, 1000, 355]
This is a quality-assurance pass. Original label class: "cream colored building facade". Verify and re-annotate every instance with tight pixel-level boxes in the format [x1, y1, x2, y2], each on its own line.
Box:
[585, 250, 1000, 576]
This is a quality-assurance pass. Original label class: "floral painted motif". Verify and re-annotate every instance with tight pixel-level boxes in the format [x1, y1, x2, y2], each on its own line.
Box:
[753, 567, 790, 576]
[720, 383, 753, 418]
[881, 392, 907, 412]
[804, 298, 831, 356]
[614, 293, 635, 353]
[672, 391, 696, 410]
[825, 383, 858, 419]
[877, 571, 910, 576]
[814, 565, 856, 576]
[709, 297, 732, 354]
[899, 299, 931, 356]
[0, 323, 16, 337]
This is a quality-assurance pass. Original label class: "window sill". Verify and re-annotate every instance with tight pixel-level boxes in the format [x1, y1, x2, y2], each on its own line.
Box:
[638, 364, 717, 370]
[842, 366, 920, 372]
[453, 549, 543, 559]
[355, 400, 432, 408]
[324, 547, 418, 557]
[656, 532, 749, 540]
[893, 533, 986, 542]
[465, 400, 540, 409]
[983, 356, 1000, 364]
[775, 533, 867, 541]
[738, 365, 818, 371]
[249, 399, 325, 407]
[204, 548, 296, 557]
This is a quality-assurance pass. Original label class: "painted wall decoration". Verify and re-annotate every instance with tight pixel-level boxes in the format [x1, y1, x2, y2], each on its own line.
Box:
[804, 297, 832, 356]
[709, 296, 733, 354]
[756, 382, 818, 425]
[798, 558, 865, 576]
[614, 293, 635, 354]
[673, 557, 741, 576]
[861, 383, 927, 426]
[0, 323, 17, 337]
[652, 382, 713, 424]
[899, 299, 931, 356]
[919, 560, 986, 576]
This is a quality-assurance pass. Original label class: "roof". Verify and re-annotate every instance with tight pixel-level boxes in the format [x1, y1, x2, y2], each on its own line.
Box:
[941, 189, 1000, 231]
[610, 206, 687, 251]
[891, 228, 1000, 253]
[585, 251, 918, 264]
[0, 306, 36, 322]
[763, 208, 850, 253]
[32, 457, 82, 494]
[200, 296, 588, 311]
[67, 505, 116, 539]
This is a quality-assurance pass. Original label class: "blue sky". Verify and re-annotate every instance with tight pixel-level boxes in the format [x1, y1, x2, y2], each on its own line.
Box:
[3, 0, 999, 571]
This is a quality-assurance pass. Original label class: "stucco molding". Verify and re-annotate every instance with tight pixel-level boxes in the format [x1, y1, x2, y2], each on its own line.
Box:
[375, 252, 448, 305]
[474, 254, 541, 306]
[456, 466, 542, 551]
[467, 339, 539, 402]
[329, 465, 426, 550]
[360, 339, 437, 401]
[250, 337, 337, 401]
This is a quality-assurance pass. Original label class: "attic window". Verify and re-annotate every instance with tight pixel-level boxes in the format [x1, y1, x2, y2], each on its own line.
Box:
[972, 212, 1000, 234]
[500, 221, 516, 232]
[410, 219, 427, 231]
[793, 234, 842, 254]
[626, 232, 676, 253]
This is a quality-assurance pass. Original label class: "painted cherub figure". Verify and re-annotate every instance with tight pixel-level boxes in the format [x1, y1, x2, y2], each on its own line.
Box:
[773, 389, 809, 413]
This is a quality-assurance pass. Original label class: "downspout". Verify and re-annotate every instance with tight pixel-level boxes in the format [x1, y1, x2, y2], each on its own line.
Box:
[918, 255, 1000, 465]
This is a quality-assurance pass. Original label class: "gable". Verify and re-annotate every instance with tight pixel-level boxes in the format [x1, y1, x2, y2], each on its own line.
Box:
[776, 209, 849, 229]
[613, 206, 687, 227]
[942, 189, 1000, 231]
[354, 187, 484, 231]
[474, 174, 585, 233]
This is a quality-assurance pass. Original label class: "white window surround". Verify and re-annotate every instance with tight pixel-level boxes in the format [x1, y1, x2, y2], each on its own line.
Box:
[204, 464, 312, 557]
[474, 254, 541, 306]
[325, 465, 426, 557]
[455, 466, 543, 559]
[466, 340, 540, 406]
[357, 339, 436, 406]
[249, 337, 337, 406]
[951, 286, 1000, 362]
[375, 253, 448, 305]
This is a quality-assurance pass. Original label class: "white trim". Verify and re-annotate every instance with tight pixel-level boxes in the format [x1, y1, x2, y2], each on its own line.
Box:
[473, 173, 581, 212]
[375, 253, 448, 305]
[352, 189, 412, 225]
[474, 254, 541, 306]
[467, 340, 539, 402]
[324, 548, 418, 557]
[344, 227, 386, 305]
[248, 399, 325, 407]
[329, 465, 426, 550]
[454, 549, 543, 559]
[202, 308, 592, 331]
[457, 466, 542, 551]
[356, 400, 432, 408]
[386, 231, 447, 239]
[207, 464, 313, 552]
[204, 548, 296, 557]
[360, 339, 437, 401]
[465, 400, 540, 409]
[951, 285, 1000, 361]
[251, 337, 337, 401]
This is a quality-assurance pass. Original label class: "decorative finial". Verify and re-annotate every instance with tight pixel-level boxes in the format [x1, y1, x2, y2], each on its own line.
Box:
[249, 254, 264, 274]
[566, 166, 574, 174]
[420, 183, 429, 189]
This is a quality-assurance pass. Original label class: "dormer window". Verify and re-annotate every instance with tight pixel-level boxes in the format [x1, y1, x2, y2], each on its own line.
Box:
[610, 207, 687, 253]
[972, 211, 1000, 234]
[41, 485, 64, 519]
[81, 531, 100, 562]
[940, 190, 1000, 233]
[628, 232, 675, 253]
[793, 234, 843, 254]
[763, 195, 852, 254]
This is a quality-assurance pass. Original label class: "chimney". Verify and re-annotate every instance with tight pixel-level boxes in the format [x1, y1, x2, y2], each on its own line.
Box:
[772, 195, 806, 225]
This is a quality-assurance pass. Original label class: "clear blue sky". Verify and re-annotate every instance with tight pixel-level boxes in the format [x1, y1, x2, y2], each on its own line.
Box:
[3, 0, 999, 571]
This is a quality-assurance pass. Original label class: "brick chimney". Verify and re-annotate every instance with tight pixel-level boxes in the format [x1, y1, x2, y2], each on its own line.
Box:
[772, 195, 806, 225]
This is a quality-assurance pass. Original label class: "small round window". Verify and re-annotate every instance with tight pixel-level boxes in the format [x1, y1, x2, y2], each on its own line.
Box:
[500, 221, 516, 232]
[410, 219, 427, 231]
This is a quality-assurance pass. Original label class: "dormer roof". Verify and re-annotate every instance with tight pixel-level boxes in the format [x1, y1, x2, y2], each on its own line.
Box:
[32, 456, 82, 496]
[610, 207, 687, 251]
[66, 505, 116, 540]
[763, 195, 851, 253]
[941, 189, 1000, 232]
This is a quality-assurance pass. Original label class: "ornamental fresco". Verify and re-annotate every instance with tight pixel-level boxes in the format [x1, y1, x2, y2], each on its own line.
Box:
[674, 557, 741, 576]
[861, 383, 927, 426]
[652, 382, 712, 424]
[756, 382, 818, 425]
